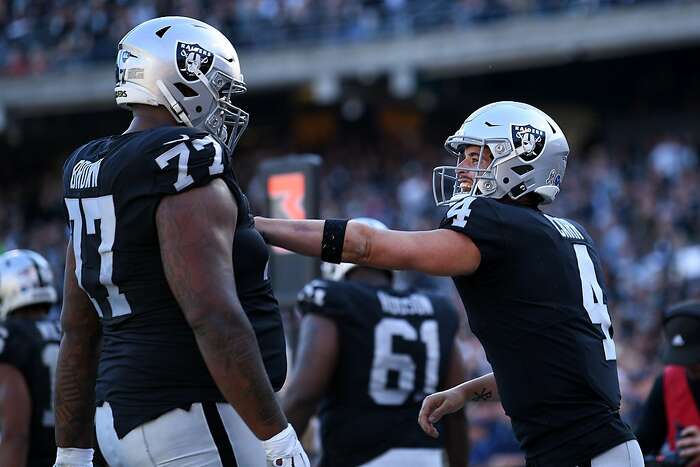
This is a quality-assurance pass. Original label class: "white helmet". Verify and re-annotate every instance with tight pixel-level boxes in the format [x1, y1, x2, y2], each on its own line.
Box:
[0, 250, 57, 319]
[433, 101, 569, 206]
[115, 16, 249, 153]
[321, 218, 394, 282]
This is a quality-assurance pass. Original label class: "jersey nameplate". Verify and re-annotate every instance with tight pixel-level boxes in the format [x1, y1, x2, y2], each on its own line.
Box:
[70, 158, 103, 189]
[543, 214, 584, 240]
[377, 291, 434, 316]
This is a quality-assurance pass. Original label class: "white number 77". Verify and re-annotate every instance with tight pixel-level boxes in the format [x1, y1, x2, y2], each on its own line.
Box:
[155, 136, 224, 192]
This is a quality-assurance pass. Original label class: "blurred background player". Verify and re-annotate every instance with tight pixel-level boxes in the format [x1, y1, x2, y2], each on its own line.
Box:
[636, 301, 700, 467]
[0, 249, 60, 467]
[283, 218, 468, 467]
[54, 16, 308, 467]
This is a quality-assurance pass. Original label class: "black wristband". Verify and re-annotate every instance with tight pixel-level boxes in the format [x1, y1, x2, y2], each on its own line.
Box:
[321, 219, 349, 264]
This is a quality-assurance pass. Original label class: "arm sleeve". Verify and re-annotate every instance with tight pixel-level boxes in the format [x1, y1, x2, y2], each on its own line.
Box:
[635, 375, 667, 454]
[439, 197, 504, 266]
[296, 280, 347, 320]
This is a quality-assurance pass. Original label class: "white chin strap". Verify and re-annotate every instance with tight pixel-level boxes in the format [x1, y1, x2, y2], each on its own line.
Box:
[156, 80, 193, 126]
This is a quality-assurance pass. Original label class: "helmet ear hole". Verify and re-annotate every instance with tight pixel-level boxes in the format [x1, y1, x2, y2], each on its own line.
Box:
[511, 164, 534, 175]
[173, 82, 198, 98]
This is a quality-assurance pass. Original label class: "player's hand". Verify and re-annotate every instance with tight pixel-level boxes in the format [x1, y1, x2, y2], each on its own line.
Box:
[262, 424, 311, 467]
[678, 425, 700, 466]
[418, 388, 466, 438]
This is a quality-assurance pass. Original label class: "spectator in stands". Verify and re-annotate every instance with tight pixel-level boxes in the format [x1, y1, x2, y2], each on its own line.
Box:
[1, 0, 662, 77]
[636, 301, 700, 466]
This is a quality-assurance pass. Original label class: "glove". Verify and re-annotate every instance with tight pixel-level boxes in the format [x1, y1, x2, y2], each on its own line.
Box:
[53, 447, 94, 467]
[262, 424, 311, 467]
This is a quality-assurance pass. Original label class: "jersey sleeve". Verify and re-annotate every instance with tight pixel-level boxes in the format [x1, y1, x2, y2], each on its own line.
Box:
[149, 128, 230, 196]
[296, 280, 349, 320]
[439, 197, 505, 266]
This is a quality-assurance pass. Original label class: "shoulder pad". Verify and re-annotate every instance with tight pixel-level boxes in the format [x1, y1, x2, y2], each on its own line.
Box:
[296, 279, 351, 319]
[149, 127, 229, 195]
[440, 197, 504, 265]
[0, 321, 27, 365]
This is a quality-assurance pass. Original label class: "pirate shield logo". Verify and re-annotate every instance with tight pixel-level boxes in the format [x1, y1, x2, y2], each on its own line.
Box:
[511, 124, 546, 162]
[176, 42, 213, 82]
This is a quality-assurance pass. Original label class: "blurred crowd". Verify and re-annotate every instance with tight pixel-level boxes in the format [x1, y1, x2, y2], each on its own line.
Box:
[0, 0, 680, 77]
[1, 127, 697, 465]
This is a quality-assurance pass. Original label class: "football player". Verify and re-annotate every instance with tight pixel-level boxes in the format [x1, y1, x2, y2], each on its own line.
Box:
[255, 101, 645, 466]
[0, 249, 60, 467]
[53, 17, 308, 467]
[283, 218, 468, 467]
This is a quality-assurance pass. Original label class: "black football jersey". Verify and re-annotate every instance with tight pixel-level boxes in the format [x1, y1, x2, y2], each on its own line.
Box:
[0, 316, 61, 467]
[297, 279, 459, 467]
[440, 196, 634, 465]
[62, 126, 286, 438]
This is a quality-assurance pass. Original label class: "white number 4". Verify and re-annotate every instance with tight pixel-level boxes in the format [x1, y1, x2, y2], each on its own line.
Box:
[574, 244, 616, 360]
[446, 196, 476, 228]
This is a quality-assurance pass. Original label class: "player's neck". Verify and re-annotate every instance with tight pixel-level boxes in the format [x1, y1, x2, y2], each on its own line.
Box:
[124, 105, 179, 134]
[497, 195, 541, 210]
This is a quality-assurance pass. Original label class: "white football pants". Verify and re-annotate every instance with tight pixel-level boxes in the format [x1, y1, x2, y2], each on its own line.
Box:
[589, 440, 644, 467]
[95, 401, 266, 467]
[356, 448, 443, 467]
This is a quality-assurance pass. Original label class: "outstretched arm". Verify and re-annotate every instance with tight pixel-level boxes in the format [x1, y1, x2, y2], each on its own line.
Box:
[254, 217, 481, 277]
[55, 242, 102, 448]
[157, 179, 288, 440]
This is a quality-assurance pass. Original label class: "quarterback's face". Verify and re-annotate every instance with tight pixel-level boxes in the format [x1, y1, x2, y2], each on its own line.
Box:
[457, 145, 494, 191]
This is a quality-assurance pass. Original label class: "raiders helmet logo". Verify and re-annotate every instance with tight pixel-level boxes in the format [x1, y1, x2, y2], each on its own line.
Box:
[176, 42, 213, 82]
[511, 124, 546, 162]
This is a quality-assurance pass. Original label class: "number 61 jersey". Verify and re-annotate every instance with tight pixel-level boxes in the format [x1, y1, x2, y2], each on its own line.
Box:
[297, 279, 459, 467]
[62, 126, 286, 439]
[441, 196, 634, 465]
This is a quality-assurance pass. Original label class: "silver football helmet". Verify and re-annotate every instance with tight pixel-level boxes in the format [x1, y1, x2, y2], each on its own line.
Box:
[115, 16, 249, 153]
[0, 250, 57, 319]
[321, 218, 394, 282]
[433, 101, 569, 206]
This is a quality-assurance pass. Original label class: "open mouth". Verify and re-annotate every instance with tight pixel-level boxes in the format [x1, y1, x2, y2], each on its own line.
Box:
[458, 174, 473, 190]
